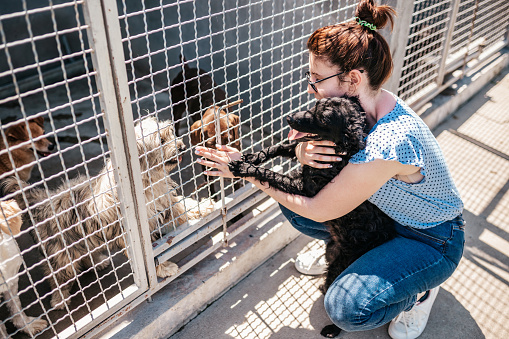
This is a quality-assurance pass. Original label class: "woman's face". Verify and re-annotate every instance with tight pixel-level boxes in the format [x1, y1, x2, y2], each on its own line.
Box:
[307, 53, 350, 100]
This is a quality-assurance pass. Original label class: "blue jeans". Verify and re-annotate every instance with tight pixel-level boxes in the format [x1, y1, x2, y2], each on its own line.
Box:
[280, 204, 465, 332]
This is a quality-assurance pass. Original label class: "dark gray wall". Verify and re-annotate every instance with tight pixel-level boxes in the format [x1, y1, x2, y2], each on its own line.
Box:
[0, 0, 90, 95]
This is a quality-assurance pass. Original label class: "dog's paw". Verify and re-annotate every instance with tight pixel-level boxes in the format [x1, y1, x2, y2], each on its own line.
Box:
[320, 324, 341, 338]
[19, 316, 48, 335]
[198, 199, 215, 216]
[50, 292, 70, 310]
[183, 197, 215, 220]
[156, 261, 178, 277]
[94, 253, 111, 270]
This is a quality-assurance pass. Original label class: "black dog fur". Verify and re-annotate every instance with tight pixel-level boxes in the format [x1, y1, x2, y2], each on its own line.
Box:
[228, 96, 396, 338]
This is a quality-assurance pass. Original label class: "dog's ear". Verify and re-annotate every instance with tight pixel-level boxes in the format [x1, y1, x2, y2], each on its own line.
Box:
[31, 116, 44, 128]
[190, 120, 203, 146]
[229, 114, 240, 141]
[180, 54, 190, 71]
[6, 122, 27, 142]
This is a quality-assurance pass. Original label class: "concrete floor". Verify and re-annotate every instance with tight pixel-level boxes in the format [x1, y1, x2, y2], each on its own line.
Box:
[167, 68, 509, 339]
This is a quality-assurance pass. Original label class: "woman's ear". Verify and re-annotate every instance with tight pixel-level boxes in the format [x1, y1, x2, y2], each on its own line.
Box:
[347, 69, 363, 95]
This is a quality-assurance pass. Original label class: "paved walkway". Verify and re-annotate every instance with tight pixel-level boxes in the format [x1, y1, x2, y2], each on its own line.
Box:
[169, 67, 509, 339]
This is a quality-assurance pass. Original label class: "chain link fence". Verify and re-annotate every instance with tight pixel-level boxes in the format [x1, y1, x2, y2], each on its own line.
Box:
[0, 0, 507, 337]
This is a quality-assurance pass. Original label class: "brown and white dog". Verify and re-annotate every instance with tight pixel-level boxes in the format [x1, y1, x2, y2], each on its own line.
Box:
[171, 55, 241, 195]
[190, 107, 241, 196]
[0, 117, 53, 181]
[1, 117, 213, 309]
[190, 107, 240, 151]
[1, 199, 47, 336]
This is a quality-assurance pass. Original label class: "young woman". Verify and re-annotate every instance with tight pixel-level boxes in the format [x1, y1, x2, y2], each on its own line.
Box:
[195, 1, 465, 338]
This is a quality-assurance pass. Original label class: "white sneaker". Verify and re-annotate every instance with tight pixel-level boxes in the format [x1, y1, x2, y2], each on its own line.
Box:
[388, 286, 440, 339]
[295, 249, 327, 275]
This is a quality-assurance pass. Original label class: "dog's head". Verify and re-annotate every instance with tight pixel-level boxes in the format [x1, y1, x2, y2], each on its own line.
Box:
[2, 116, 54, 156]
[287, 96, 368, 156]
[0, 199, 22, 236]
[190, 107, 240, 151]
[135, 117, 186, 174]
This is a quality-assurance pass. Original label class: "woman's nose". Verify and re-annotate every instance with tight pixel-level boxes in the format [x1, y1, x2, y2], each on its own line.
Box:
[306, 83, 315, 94]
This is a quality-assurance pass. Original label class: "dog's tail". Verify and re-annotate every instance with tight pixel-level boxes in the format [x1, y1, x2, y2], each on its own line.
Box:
[0, 176, 28, 209]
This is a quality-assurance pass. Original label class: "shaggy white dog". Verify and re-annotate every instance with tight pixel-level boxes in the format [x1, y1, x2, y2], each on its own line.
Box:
[2, 117, 212, 309]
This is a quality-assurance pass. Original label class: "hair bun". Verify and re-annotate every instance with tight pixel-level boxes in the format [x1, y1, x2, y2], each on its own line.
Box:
[355, 0, 396, 31]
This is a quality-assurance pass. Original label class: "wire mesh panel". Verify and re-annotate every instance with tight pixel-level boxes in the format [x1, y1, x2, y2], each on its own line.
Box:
[0, 1, 144, 337]
[397, 0, 452, 104]
[397, 0, 509, 108]
[114, 0, 360, 290]
[448, 0, 509, 72]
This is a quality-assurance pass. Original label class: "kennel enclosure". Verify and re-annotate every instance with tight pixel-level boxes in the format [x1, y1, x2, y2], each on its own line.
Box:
[0, 0, 508, 337]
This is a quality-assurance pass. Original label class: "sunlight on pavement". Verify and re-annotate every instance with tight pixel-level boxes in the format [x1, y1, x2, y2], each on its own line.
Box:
[225, 241, 324, 338]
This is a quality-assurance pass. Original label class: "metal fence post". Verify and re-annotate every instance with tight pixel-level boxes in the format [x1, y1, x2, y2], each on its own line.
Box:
[436, 0, 461, 86]
[82, 0, 158, 289]
[380, 0, 414, 94]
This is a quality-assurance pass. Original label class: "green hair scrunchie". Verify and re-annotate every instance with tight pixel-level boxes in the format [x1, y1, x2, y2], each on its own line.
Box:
[354, 17, 377, 31]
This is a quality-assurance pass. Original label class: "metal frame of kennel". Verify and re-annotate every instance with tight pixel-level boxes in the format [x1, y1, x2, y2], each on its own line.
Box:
[0, 0, 508, 338]
[384, 0, 509, 110]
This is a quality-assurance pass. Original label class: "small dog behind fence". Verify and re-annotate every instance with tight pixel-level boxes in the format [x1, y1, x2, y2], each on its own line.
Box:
[171, 54, 242, 197]
[1, 117, 213, 311]
[0, 116, 54, 182]
[1, 199, 48, 336]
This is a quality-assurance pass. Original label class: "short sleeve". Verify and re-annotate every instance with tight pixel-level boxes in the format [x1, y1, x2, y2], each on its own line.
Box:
[346, 95, 463, 228]
[349, 113, 426, 175]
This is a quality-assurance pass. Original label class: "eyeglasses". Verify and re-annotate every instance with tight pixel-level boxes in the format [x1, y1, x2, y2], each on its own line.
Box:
[305, 70, 364, 93]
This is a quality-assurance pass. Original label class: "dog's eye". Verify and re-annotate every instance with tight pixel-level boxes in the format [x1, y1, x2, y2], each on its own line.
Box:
[160, 137, 166, 145]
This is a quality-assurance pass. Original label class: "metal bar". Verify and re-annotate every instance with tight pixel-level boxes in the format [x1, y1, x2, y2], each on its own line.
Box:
[381, 0, 415, 94]
[459, 0, 480, 79]
[215, 99, 243, 247]
[155, 189, 269, 264]
[82, 0, 152, 290]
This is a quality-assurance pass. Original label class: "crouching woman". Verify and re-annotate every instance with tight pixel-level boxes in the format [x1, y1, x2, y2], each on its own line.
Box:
[195, 1, 465, 338]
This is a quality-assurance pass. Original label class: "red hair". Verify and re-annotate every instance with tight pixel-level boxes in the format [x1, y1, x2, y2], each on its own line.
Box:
[307, 0, 396, 91]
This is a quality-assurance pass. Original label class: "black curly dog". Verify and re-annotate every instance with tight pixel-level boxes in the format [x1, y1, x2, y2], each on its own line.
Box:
[228, 96, 396, 338]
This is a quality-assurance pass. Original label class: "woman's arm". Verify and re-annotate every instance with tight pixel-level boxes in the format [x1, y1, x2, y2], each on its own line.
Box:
[196, 145, 406, 222]
[246, 159, 398, 222]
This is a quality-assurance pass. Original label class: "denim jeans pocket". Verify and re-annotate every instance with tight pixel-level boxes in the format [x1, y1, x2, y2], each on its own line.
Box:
[399, 215, 465, 264]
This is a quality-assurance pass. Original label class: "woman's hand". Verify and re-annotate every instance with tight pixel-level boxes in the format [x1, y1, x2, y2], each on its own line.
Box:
[195, 144, 242, 178]
[295, 140, 344, 168]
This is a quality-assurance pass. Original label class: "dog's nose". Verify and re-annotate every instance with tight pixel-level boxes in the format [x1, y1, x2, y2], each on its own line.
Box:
[178, 144, 186, 153]
[48, 143, 55, 151]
